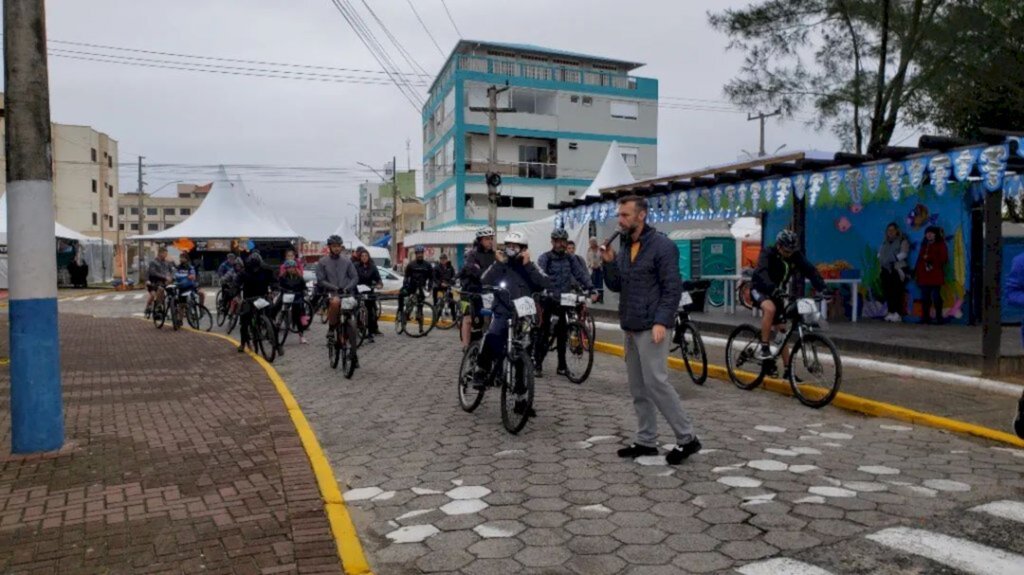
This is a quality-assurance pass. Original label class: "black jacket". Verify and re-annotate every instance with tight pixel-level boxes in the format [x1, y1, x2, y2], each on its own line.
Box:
[752, 246, 827, 297]
[240, 263, 277, 300]
[603, 224, 682, 332]
[481, 259, 551, 316]
[355, 260, 381, 287]
[404, 259, 434, 290]
[458, 245, 496, 292]
[434, 262, 456, 286]
[278, 273, 307, 295]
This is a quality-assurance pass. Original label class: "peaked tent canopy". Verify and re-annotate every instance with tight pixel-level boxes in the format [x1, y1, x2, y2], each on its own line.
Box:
[0, 193, 95, 244]
[583, 141, 636, 198]
[331, 218, 366, 250]
[128, 167, 300, 240]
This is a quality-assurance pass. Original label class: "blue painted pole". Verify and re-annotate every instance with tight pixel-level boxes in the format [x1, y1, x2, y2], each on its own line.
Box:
[4, 0, 64, 453]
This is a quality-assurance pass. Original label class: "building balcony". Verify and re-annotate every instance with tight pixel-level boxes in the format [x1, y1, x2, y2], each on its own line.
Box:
[465, 160, 557, 180]
[456, 54, 640, 91]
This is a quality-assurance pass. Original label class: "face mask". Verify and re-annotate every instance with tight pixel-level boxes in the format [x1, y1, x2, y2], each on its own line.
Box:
[504, 246, 521, 259]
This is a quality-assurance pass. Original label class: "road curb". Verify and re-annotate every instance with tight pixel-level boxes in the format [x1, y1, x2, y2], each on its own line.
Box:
[181, 326, 374, 575]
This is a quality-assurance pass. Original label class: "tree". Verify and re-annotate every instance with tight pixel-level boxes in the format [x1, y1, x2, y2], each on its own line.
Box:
[709, 0, 950, 155]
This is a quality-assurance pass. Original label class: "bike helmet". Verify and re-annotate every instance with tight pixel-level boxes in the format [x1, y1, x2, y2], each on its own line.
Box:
[504, 231, 528, 247]
[550, 228, 569, 241]
[413, 245, 426, 254]
[776, 229, 799, 251]
[475, 226, 495, 239]
[326, 234, 343, 246]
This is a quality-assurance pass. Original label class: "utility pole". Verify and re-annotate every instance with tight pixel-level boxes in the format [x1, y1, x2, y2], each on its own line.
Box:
[469, 84, 514, 233]
[390, 156, 398, 265]
[4, 0, 64, 453]
[747, 109, 782, 157]
[137, 156, 145, 284]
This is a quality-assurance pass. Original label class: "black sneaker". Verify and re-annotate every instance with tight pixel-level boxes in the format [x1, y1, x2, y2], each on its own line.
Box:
[237, 343, 245, 353]
[666, 437, 702, 465]
[351, 355, 359, 369]
[617, 444, 659, 458]
[757, 344, 774, 361]
[472, 367, 488, 390]
[1015, 396, 1024, 439]
[534, 365, 544, 378]
[782, 369, 803, 383]
[556, 365, 568, 376]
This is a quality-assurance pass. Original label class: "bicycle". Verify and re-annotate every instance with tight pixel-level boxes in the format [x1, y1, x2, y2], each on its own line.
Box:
[396, 287, 435, 338]
[151, 285, 183, 331]
[433, 285, 461, 331]
[307, 289, 330, 325]
[354, 284, 376, 347]
[540, 290, 595, 384]
[457, 284, 538, 435]
[724, 294, 842, 408]
[184, 289, 213, 332]
[456, 289, 493, 345]
[242, 296, 278, 362]
[671, 284, 708, 385]
[326, 292, 359, 379]
[273, 291, 311, 347]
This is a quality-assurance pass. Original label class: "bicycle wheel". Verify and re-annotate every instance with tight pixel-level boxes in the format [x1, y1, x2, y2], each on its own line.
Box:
[152, 301, 166, 329]
[275, 308, 290, 347]
[501, 355, 535, 435]
[458, 341, 485, 412]
[342, 323, 357, 380]
[707, 280, 725, 308]
[186, 302, 200, 330]
[564, 322, 594, 384]
[435, 298, 457, 330]
[171, 302, 182, 331]
[328, 325, 341, 369]
[737, 281, 754, 310]
[255, 315, 277, 363]
[195, 306, 213, 333]
[679, 322, 708, 385]
[584, 311, 596, 343]
[395, 305, 406, 334]
[226, 307, 239, 334]
[215, 291, 228, 326]
[725, 324, 767, 390]
[788, 333, 842, 408]
[318, 298, 329, 324]
[404, 301, 435, 338]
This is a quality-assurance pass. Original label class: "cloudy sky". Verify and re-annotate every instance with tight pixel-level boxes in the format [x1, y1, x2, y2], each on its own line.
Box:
[33, 0, 850, 239]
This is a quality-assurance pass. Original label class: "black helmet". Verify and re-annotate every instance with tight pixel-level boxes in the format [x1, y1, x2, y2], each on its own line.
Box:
[326, 234, 343, 246]
[551, 228, 569, 241]
[776, 229, 799, 251]
[413, 245, 426, 254]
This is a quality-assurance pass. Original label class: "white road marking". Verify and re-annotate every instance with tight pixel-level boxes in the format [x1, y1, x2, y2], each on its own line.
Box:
[386, 524, 439, 544]
[113, 294, 125, 301]
[972, 501, 1024, 524]
[343, 487, 383, 502]
[72, 296, 90, 301]
[93, 295, 108, 301]
[736, 557, 835, 575]
[866, 526, 1024, 575]
[133, 294, 145, 300]
[923, 479, 971, 492]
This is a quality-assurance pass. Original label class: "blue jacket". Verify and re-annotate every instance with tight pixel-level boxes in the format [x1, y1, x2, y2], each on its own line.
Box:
[538, 250, 593, 295]
[1007, 252, 1024, 346]
[481, 259, 550, 316]
[603, 224, 682, 332]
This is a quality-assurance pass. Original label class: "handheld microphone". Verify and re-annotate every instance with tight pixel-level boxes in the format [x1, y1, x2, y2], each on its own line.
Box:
[601, 230, 622, 250]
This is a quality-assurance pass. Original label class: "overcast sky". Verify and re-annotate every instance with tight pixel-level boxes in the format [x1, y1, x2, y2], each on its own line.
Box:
[27, 0, 851, 239]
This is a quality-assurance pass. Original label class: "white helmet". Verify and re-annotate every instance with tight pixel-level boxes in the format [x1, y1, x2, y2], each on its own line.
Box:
[476, 226, 495, 239]
[503, 231, 527, 246]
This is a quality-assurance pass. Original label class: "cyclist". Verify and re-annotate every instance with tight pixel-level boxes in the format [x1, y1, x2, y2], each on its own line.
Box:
[219, 259, 244, 316]
[751, 229, 829, 375]
[217, 253, 238, 278]
[354, 247, 383, 341]
[238, 252, 277, 353]
[316, 235, 360, 363]
[277, 259, 309, 345]
[536, 229, 596, 378]
[399, 245, 434, 326]
[458, 227, 497, 348]
[144, 247, 174, 318]
[472, 231, 550, 398]
[173, 251, 205, 307]
[433, 252, 457, 319]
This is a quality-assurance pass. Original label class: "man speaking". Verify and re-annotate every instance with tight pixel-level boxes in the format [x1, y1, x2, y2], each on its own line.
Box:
[601, 196, 702, 465]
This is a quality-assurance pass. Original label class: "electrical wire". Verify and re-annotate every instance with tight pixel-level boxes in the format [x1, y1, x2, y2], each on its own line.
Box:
[358, 0, 432, 78]
[439, 0, 463, 38]
[405, 0, 447, 57]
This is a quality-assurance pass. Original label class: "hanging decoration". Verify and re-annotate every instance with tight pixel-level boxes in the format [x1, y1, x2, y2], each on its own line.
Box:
[904, 156, 928, 190]
[928, 154, 953, 196]
[736, 183, 749, 214]
[845, 169, 862, 206]
[862, 164, 883, 197]
[774, 178, 791, 209]
[749, 182, 763, 213]
[792, 173, 808, 201]
[712, 186, 724, 213]
[979, 144, 1009, 192]
[1004, 174, 1022, 199]
[808, 173, 825, 207]
[884, 162, 905, 201]
[953, 148, 981, 182]
[827, 170, 843, 198]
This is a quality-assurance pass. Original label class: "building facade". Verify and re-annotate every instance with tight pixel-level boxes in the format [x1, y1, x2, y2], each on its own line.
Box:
[119, 183, 210, 266]
[421, 40, 658, 230]
[358, 170, 417, 244]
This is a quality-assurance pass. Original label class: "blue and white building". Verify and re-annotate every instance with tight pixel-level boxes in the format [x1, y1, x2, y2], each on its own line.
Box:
[421, 40, 659, 232]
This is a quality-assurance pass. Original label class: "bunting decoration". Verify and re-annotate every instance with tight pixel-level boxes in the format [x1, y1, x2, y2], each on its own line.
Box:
[953, 148, 981, 182]
[750, 182, 762, 212]
[792, 173, 807, 201]
[862, 164, 883, 196]
[904, 156, 927, 189]
[808, 173, 825, 207]
[827, 170, 843, 198]
[1005, 174, 1022, 199]
[845, 169, 863, 206]
[884, 162, 905, 201]
[979, 144, 1009, 192]
[737, 183, 749, 214]
[928, 154, 952, 196]
[775, 178, 791, 209]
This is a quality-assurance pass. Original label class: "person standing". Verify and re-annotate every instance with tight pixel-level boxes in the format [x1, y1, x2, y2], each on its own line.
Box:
[878, 223, 910, 322]
[433, 253, 458, 321]
[914, 226, 949, 324]
[588, 236, 604, 303]
[602, 196, 701, 465]
[1007, 251, 1024, 438]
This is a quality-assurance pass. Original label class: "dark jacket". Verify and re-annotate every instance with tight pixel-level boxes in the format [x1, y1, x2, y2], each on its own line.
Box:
[481, 258, 551, 316]
[752, 246, 827, 296]
[278, 273, 307, 295]
[316, 254, 359, 293]
[538, 250, 593, 294]
[434, 262, 456, 286]
[458, 244, 496, 292]
[603, 224, 682, 331]
[404, 259, 434, 290]
[240, 262, 277, 300]
[355, 260, 381, 287]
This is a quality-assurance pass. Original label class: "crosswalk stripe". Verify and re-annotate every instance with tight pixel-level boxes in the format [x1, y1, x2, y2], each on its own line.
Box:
[866, 526, 1024, 575]
[72, 296, 89, 302]
[736, 557, 835, 575]
[133, 294, 145, 300]
[93, 295, 107, 301]
[971, 500, 1024, 524]
[113, 294, 125, 301]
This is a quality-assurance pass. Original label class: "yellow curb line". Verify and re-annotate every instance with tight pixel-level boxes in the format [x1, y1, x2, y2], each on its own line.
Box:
[139, 318, 373, 575]
[596, 340, 1024, 448]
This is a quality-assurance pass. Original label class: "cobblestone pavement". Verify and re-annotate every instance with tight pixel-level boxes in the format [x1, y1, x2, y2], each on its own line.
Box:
[0, 314, 340, 575]
[267, 320, 1024, 574]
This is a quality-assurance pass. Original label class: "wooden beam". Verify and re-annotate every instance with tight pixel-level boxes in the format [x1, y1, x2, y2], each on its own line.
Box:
[982, 186, 1004, 375]
[601, 151, 807, 195]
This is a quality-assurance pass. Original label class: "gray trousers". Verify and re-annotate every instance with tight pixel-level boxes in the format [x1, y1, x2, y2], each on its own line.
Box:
[624, 329, 695, 447]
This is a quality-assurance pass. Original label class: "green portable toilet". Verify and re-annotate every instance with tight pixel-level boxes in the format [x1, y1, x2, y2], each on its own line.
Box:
[700, 236, 737, 307]
[668, 225, 731, 284]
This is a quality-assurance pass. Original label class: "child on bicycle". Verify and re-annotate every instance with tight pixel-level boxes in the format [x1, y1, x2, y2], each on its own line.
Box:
[277, 260, 309, 345]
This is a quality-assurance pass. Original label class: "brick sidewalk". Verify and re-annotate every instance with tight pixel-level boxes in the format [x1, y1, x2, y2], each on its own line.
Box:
[0, 315, 340, 575]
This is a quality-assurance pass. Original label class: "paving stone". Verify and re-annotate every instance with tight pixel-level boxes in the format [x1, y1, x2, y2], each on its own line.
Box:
[513, 545, 572, 568]
[719, 539, 779, 560]
[467, 538, 523, 559]
[566, 535, 623, 555]
[565, 553, 627, 575]
[672, 551, 734, 573]
[415, 548, 475, 572]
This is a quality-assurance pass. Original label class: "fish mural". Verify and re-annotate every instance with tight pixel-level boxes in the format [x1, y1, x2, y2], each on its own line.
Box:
[906, 203, 940, 230]
[835, 216, 852, 233]
[850, 203, 863, 214]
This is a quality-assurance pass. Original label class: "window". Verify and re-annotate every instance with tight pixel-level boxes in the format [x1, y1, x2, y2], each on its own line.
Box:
[582, 96, 593, 106]
[108, 156, 113, 168]
[511, 88, 556, 115]
[130, 223, 139, 231]
[108, 184, 113, 198]
[518, 144, 551, 178]
[180, 208, 191, 216]
[119, 223, 124, 231]
[130, 207, 138, 215]
[568, 142, 579, 150]
[511, 197, 535, 209]
[147, 223, 159, 231]
[92, 212, 97, 226]
[570, 95, 579, 103]
[146, 208, 157, 216]
[118, 207, 125, 215]
[108, 215, 114, 227]
[164, 208, 175, 216]
[620, 145, 640, 167]
[611, 100, 639, 120]
[92, 180, 98, 193]
[91, 148, 97, 162]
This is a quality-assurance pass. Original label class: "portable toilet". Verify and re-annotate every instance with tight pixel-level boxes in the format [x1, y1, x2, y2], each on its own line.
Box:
[667, 223, 732, 285]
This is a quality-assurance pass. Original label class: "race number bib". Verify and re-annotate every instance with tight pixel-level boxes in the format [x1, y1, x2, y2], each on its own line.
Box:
[254, 298, 271, 310]
[282, 293, 295, 304]
[513, 296, 537, 317]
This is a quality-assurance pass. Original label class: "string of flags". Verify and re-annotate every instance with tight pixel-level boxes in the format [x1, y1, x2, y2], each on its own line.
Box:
[556, 139, 1024, 229]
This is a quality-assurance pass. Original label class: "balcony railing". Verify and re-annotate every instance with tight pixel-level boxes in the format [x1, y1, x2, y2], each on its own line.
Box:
[457, 55, 637, 91]
[466, 160, 557, 180]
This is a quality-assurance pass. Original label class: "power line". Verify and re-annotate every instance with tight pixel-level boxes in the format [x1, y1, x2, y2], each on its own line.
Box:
[358, 0, 431, 78]
[439, 0, 463, 38]
[405, 0, 447, 57]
